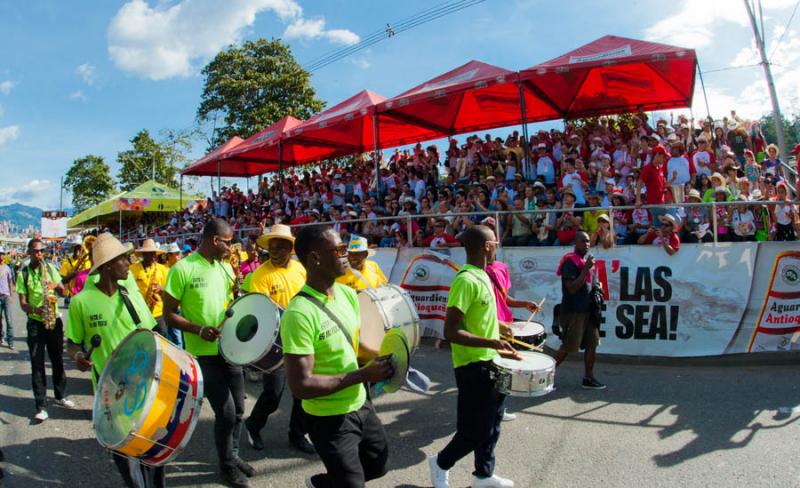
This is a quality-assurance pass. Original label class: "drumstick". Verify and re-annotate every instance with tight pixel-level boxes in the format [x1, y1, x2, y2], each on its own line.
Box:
[504, 336, 543, 352]
[525, 298, 547, 323]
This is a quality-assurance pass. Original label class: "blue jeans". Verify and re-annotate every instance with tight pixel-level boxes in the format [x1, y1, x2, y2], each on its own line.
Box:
[0, 295, 12, 343]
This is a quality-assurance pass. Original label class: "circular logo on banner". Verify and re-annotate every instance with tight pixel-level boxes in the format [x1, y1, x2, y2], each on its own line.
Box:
[520, 258, 537, 272]
[414, 265, 430, 282]
[781, 264, 800, 286]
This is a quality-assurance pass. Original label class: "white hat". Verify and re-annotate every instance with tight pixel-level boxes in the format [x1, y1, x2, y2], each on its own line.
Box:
[347, 235, 375, 256]
[66, 235, 83, 247]
[164, 242, 181, 254]
[136, 238, 164, 255]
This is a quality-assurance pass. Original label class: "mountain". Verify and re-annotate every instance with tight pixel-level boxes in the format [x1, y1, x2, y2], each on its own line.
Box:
[0, 203, 43, 233]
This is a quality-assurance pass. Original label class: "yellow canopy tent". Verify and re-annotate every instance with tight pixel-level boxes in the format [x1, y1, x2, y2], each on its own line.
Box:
[68, 180, 204, 228]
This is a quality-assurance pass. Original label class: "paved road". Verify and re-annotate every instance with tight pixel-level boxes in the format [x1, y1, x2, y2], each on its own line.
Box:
[1, 300, 799, 488]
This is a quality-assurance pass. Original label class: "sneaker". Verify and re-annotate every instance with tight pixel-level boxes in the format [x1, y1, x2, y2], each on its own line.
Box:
[501, 409, 516, 422]
[305, 474, 324, 488]
[54, 398, 76, 409]
[221, 466, 250, 488]
[34, 409, 48, 422]
[244, 420, 264, 450]
[0, 339, 5, 347]
[235, 459, 255, 478]
[429, 455, 450, 488]
[6, 341, 13, 350]
[289, 435, 316, 454]
[472, 474, 515, 487]
[582, 377, 607, 390]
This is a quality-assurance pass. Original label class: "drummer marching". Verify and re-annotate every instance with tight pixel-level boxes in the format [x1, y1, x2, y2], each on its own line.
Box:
[65, 233, 163, 487]
[239, 224, 315, 454]
[130, 239, 168, 337]
[335, 235, 388, 291]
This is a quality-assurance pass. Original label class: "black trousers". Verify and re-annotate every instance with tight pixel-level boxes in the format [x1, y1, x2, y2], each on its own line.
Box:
[304, 400, 389, 488]
[437, 360, 506, 478]
[197, 355, 244, 471]
[247, 368, 306, 439]
[153, 316, 168, 338]
[26, 318, 66, 411]
[111, 452, 165, 488]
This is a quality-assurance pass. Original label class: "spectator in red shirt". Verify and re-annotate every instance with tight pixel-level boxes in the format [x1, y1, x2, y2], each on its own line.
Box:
[422, 219, 460, 248]
[638, 214, 680, 255]
[636, 144, 669, 224]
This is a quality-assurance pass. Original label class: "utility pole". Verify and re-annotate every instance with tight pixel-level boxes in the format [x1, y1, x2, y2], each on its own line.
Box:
[743, 0, 787, 157]
[59, 175, 64, 211]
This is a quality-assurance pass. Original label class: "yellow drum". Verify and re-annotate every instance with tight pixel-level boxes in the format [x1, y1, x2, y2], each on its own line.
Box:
[93, 329, 203, 466]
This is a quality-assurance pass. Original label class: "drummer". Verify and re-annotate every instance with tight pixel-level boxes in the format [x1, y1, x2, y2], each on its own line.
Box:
[65, 233, 163, 487]
[130, 239, 168, 336]
[428, 225, 519, 488]
[162, 219, 254, 488]
[335, 235, 388, 290]
[240, 224, 315, 455]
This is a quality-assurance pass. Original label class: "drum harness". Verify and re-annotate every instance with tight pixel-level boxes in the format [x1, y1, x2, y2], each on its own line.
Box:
[94, 285, 142, 385]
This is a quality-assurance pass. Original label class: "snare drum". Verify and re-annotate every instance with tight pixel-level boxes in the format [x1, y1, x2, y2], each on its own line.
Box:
[93, 329, 203, 466]
[491, 351, 555, 397]
[220, 293, 283, 373]
[358, 284, 420, 362]
[511, 321, 547, 347]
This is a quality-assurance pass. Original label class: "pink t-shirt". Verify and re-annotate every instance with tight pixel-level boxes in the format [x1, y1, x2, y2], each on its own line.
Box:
[71, 269, 90, 296]
[485, 260, 513, 323]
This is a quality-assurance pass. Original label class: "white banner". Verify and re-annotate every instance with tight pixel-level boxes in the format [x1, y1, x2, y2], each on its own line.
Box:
[41, 216, 68, 238]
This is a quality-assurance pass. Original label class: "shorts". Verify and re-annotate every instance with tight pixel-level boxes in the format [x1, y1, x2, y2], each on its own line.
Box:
[558, 312, 600, 353]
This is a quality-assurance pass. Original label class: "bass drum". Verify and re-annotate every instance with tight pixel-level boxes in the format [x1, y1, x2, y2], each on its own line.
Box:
[219, 293, 284, 373]
[358, 284, 420, 362]
[93, 329, 203, 466]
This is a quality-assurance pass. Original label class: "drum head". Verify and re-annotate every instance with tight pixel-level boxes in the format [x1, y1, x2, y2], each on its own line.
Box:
[220, 293, 280, 366]
[378, 328, 410, 394]
[512, 321, 545, 337]
[94, 329, 158, 449]
[494, 350, 554, 371]
[358, 289, 387, 354]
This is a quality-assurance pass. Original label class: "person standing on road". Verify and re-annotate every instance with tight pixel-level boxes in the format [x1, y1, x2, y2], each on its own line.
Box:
[162, 219, 254, 488]
[0, 248, 14, 349]
[429, 225, 520, 488]
[553, 231, 605, 390]
[130, 239, 169, 337]
[65, 233, 163, 487]
[17, 238, 75, 422]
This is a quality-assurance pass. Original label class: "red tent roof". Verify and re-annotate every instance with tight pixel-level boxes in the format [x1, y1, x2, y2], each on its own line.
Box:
[182, 136, 244, 176]
[519, 35, 697, 120]
[217, 116, 305, 175]
[376, 60, 560, 146]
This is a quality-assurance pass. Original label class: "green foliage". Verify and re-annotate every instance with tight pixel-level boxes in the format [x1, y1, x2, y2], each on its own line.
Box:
[197, 38, 325, 148]
[64, 155, 115, 212]
[116, 129, 183, 191]
[758, 113, 800, 150]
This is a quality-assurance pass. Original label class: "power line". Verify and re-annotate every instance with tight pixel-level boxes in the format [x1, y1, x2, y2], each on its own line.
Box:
[700, 62, 762, 74]
[304, 0, 487, 72]
[768, 0, 800, 60]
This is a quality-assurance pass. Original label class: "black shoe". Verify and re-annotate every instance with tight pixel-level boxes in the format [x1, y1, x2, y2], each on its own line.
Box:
[245, 420, 264, 450]
[289, 435, 316, 454]
[582, 377, 606, 390]
[235, 459, 256, 478]
[221, 466, 250, 488]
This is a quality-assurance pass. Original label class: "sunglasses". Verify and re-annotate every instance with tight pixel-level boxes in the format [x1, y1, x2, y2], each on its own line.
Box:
[326, 244, 349, 258]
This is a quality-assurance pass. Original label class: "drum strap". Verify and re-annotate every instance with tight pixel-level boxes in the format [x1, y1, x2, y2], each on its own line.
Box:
[296, 291, 356, 353]
[118, 285, 142, 326]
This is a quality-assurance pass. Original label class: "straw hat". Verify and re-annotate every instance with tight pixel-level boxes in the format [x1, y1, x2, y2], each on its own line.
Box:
[597, 214, 610, 223]
[256, 224, 295, 250]
[659, 214, 678, 227]
[90, 233, 132, 275]
[687, 189, 702, 201]
[136, 238, 164, 255]
[347, 235, 375, 256]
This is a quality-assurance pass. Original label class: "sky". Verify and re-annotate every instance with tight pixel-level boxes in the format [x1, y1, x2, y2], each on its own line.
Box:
[1, 0, 800, 211]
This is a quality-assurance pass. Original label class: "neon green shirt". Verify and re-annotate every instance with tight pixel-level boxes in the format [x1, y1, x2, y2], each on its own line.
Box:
[164, 252, 233, 357]
[87, 270, 141, 297]
[280, 283, 366, 417]
[17, 262, 62, 322]
[66, 280, 156, 388]
[447, 264, 499, 368]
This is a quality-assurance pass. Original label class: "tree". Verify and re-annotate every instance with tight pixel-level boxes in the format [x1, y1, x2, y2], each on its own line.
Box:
[117, 129, 180, 191]
[197, 38, 325, 148]
[759, 113, 800, 150]
[64, 155, 115, 212]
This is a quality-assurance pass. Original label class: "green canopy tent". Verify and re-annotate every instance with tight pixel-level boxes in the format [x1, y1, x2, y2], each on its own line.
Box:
[68, 180, 204, 235]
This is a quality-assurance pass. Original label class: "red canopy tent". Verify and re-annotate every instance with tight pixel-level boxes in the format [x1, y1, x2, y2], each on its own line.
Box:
[376, 60, 560, 147]
[182, 136, 245, 176]
[219, 115, 304, 173]
[519, 35, 697, 120]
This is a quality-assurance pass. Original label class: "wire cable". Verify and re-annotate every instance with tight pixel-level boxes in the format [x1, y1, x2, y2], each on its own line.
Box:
[768, 0, 800, 60]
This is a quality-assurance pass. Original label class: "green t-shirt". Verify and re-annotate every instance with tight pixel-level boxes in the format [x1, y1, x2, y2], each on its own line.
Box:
[447, 264, 500, 368]
[66, 280, 156, 389]
[163, 252, 233, 357]
[280, 283, 366, 417]
[17, 262, 62, 322]
[87, 270, 141, 297]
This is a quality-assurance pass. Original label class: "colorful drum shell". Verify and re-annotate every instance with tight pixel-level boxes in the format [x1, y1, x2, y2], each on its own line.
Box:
[511, 321, 547, 347]
[93, 329, 204, 466]
[358, 284, 420, 362]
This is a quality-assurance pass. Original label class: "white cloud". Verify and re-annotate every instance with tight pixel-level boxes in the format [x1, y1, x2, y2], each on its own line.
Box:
[644, 0, 749, 48]
[69, 90, 88, 101]
[76, 63, 97, 85]
[0, 125, 19, 146]
[283, 18, 359, 45]
[107, 0, 358, 80]
[0, 81, 13, 95]
[0, 179, 55, 207]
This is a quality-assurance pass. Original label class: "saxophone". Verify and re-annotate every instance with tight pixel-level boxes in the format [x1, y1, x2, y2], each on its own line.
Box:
[229, 243, 243, 297]
[40, 264, 59, 330]
[144, 265, 160, 310]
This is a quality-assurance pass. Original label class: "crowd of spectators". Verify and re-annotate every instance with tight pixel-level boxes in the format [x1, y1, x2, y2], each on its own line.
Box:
[142, 111, 798, 252]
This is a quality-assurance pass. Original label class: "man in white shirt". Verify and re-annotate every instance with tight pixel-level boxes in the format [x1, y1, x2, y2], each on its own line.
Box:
[561, 159, 587, 206]
[534, 144, 555, 185]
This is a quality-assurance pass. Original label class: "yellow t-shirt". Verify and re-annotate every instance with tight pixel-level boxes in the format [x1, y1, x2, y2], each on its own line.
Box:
[60, 255, 90, 278]
[242, 259, 306, 309]
[129, 261, 169, 318]
[335, 260, 388, 291]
